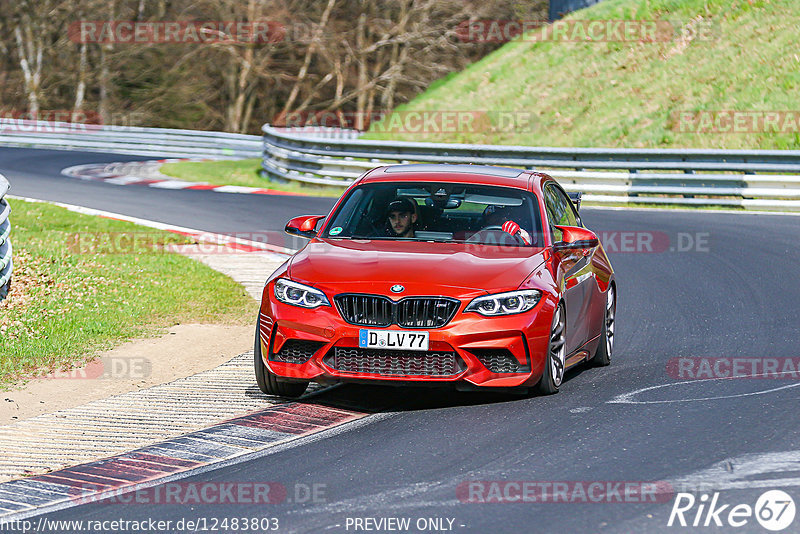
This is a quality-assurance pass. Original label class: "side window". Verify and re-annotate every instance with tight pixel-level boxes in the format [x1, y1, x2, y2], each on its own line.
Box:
[544, 183, 580, 242]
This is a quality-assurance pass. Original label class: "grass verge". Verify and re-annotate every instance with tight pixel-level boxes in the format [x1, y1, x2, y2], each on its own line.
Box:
[363, 0, 800, 150]
[160, 159, 344, 197]
[0, 200, 255, 388]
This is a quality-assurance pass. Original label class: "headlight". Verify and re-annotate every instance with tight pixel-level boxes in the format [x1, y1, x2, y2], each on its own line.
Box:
[274, 278, 330, 308]
[465, 289, 542, 316]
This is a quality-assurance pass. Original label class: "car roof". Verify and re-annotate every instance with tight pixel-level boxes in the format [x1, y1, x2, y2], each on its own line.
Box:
[360, 164, 533, 189]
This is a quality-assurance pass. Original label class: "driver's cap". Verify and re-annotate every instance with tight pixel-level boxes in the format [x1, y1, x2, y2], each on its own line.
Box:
[387, 197, 416, 214]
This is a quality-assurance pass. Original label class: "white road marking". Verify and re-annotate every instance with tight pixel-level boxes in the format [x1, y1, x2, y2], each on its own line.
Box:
[212, 185, 266, 194]
[147, 180, 203, 189]
[103, 176, 149, 185]
[607, 374, 800, 405]
[669, 450, 800, 493]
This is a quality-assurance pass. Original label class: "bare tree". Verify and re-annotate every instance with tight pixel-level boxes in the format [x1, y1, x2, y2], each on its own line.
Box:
[0, 0, 546, 132]
[280, 0, 337, 119]
[11, 1, 48, 115]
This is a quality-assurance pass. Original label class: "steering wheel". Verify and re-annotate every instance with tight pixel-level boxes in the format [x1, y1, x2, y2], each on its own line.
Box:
[466, 225, 525, 245]
[360, 216, 389, 238]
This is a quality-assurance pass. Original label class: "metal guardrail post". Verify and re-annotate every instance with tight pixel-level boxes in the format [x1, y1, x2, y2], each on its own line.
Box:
[0, 174, 12, 302]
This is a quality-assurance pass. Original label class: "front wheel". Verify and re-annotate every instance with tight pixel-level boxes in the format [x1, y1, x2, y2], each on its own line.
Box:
[536, 304, 566, 395]
[591, 285, 615, 367]
[254, 320, 309, 398]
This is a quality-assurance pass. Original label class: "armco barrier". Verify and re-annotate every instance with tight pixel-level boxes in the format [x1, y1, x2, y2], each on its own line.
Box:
[0, 174, 11, 302]
[1, 120, 798, 210]
[0, 122, 263, 159]
[261, 124, 800, 210]
[0, 122, 359, 160]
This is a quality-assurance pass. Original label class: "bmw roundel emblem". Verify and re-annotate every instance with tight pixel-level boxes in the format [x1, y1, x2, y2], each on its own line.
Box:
[391, 284, 405, 293]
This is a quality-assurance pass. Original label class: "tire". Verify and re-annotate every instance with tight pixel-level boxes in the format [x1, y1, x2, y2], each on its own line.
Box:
[536, 303, 566, 395]
[591, 284, 615, 367]
[254, 320, 309, 398]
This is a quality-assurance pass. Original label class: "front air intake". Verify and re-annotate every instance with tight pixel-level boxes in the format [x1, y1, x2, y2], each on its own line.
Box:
[334, 294, 460, 328]
[270, 339, 326, 364]
[471, 349, 528, 373]
[324, 347, 465, 377]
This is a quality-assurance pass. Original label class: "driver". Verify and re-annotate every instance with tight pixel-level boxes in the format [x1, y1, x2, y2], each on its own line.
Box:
[483, 205, 531, 245]
[386, 197, 418, 238]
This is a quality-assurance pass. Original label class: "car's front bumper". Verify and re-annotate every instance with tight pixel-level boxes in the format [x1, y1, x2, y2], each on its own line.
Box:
[259, 287, 556, 388]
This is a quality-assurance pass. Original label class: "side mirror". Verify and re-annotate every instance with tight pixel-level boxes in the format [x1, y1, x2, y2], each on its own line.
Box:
[285, 215, 326, 239]
[553, 225, 599, 251]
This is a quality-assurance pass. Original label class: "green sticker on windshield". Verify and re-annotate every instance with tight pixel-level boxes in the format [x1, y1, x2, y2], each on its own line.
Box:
[330, 227, 343, 236]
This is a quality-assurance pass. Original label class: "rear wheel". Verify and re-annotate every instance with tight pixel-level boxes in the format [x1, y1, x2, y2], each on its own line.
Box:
[591, 285, 615, 367]
[254, 320, 309, 398]
[536, 304, 566, 395]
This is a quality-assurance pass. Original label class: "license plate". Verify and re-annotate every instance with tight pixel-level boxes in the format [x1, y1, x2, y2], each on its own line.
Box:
[359, 329, 429, 351]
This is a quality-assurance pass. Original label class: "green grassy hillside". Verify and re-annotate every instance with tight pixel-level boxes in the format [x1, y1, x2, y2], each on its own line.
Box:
[365, 0, 799, 149]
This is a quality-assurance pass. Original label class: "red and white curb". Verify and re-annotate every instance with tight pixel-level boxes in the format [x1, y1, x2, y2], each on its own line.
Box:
[61, 159, 312, 196]
[0, 400, 371, 520]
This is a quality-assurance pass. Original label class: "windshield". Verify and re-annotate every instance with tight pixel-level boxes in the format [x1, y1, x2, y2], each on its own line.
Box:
[322, 182, 543, 247]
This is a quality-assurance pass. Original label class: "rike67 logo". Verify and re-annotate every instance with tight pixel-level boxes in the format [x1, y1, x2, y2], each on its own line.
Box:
[668, 490, 796, 531]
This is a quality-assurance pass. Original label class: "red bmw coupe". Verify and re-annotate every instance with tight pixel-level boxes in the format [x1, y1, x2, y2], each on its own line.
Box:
[255, 164, 615, 397]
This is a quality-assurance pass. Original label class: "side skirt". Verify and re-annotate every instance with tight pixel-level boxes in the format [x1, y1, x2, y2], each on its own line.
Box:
[564, 334, 601, 369]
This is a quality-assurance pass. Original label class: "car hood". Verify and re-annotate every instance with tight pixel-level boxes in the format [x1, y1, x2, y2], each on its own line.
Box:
[288, 239, 547, 298]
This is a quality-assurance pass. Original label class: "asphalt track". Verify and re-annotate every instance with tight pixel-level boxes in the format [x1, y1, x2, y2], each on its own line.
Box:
[2, 147, 800, 533]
